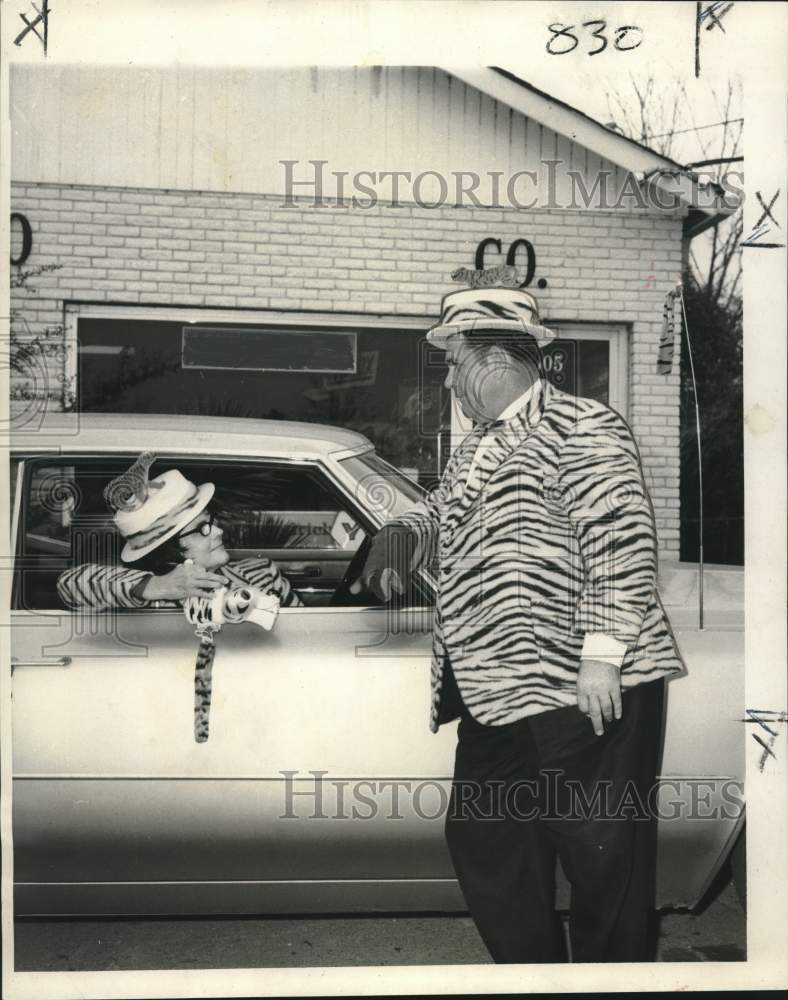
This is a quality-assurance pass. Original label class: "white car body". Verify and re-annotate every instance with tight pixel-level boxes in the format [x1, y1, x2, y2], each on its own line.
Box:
[9, 414, 744, 916]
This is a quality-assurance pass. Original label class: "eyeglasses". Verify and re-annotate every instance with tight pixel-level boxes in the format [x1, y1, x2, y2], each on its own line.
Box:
[178, 512, 217, 540]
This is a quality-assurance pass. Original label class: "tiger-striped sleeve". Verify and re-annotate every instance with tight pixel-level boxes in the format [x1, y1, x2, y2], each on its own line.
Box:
[387, 504, 439, 573]
[387, 471, 457, 572]
[558, 407, 658, 646]
[56, 563, 153, 611]
[226, 557, 303, 607]
[381, 431, 475, 572]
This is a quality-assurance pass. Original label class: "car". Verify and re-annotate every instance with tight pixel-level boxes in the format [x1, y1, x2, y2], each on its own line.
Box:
[9, 413, 744, 917]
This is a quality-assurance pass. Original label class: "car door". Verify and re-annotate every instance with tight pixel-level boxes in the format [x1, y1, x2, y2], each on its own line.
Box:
[653, 564, 745, 908]
[11, 451, 460, 917]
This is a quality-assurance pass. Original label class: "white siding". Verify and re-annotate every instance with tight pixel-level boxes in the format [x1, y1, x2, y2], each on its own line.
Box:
[11, 65, 629, 206]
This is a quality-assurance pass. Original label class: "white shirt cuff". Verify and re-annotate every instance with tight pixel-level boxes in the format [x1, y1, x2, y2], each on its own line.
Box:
[581, 633, 628, 669]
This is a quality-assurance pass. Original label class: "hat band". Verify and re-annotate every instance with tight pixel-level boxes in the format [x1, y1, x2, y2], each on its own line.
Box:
[433, 318, 555, 338]
[442, 296, 539, 327]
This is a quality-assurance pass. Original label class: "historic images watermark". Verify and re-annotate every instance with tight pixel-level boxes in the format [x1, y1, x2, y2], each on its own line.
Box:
[280, 158, 744, 213]
[279, 770, 745, 823]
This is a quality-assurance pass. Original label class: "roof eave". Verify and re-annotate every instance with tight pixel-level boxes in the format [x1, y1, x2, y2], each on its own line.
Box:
[683, 206, 734, 240]
[446, 67, 737, 225]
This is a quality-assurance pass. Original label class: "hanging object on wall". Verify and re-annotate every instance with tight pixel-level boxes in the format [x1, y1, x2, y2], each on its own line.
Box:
[657, 283, 682, 375]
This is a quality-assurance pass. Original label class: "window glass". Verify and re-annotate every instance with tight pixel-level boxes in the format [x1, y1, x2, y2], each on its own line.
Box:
[338, 452, 425, 519]
[204, 463, 364, 553]
[9, 459, 21, 531]
[542, 339, 610, 405]
[15, 457, 431, 611]
[15, 459, 127, 612]
[575, 341, 610, 404]
[77, 318, 448, 490]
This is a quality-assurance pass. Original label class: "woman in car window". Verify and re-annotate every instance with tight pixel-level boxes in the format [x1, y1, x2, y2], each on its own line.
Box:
[56, 452, 301, 611]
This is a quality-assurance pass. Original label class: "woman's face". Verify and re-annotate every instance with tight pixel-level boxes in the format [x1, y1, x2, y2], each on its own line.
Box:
[176, 508, 229, 571]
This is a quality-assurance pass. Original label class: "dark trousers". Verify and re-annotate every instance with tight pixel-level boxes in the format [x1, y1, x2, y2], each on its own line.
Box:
[442, 660, 665, 964]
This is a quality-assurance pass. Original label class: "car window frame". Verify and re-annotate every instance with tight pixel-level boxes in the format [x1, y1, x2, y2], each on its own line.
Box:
[10, 457, 23, 556]
[11, 451, 434, 614]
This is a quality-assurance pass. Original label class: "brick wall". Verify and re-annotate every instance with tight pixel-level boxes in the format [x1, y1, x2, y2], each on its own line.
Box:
[9, 181, 683, 555]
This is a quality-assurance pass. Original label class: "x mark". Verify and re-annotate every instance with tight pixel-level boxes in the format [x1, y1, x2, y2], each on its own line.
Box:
[745, 709, 786, 772]
[755, 190, 781, 230]
[700, 1, 734, 33]
[13, 2, 50, 49]
[741, 190, 785, 248]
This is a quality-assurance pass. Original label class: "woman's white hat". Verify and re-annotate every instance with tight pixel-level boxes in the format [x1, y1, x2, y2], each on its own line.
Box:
[103, 452, 214, 563]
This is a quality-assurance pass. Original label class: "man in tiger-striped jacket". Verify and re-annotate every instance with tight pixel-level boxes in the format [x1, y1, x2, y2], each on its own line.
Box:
[354, 286, 685, 965]
[399, 377, 684, 734]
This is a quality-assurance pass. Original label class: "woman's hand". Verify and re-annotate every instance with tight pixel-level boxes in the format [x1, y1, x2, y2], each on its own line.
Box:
[142, 560, 225, 601]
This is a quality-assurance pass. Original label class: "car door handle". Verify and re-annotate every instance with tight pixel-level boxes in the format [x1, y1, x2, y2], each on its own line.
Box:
[289, 563, 322, 578]
[11, 656, 72, 671]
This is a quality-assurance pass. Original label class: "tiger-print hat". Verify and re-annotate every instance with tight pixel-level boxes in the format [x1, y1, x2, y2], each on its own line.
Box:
[427, 287, 556, 350]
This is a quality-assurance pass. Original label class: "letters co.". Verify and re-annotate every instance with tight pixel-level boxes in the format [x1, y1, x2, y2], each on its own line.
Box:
[474, 238, 546, 289]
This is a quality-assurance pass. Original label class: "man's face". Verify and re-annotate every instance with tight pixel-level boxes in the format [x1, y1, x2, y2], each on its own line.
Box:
[177, 508, 230, 571]
[443, 335, 501, 423]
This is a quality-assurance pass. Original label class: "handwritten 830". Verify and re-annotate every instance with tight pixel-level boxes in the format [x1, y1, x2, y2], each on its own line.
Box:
[546, 20, 644, 56]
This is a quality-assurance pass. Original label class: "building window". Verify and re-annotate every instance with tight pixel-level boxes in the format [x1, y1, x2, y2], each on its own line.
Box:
[67, 306, 627, 488]
[67, 305, 448, 489]
[548, 323, 629, 415]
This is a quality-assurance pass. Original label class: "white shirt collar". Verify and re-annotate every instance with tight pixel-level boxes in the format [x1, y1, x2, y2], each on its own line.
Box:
[495, 379, 542, 423]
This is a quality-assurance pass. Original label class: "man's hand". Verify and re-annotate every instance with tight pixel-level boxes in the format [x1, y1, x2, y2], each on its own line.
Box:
[142, 561, 225, 601]
[349, 523, 417, 601]
[576, 658, 622, 736]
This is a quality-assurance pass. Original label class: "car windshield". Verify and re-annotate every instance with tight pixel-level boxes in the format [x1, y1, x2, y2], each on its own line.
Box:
[338, 452, 425, 524]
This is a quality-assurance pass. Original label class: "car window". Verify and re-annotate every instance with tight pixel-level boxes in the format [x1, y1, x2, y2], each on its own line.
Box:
[338, 451, 425, 519]
[205, 464, 364, 554]
[14, 456, 429, 612]
[196, 461, 430, 608]
[14, 458, 130, 612]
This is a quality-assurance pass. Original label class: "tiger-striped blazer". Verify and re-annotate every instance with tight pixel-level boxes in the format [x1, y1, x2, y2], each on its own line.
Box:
[56, 556, 302, 611]
[393, 379, 685, 732]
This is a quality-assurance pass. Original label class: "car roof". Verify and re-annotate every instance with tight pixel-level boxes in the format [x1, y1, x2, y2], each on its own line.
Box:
[11, 412, 374, 460]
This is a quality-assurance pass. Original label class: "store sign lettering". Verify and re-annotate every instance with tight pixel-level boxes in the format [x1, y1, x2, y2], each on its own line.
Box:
[474, 238, 548, 289]
[10, 213, 33, 266]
